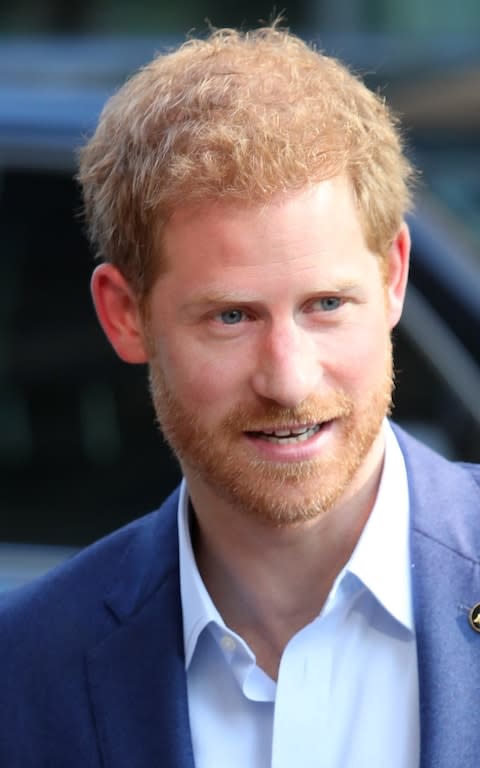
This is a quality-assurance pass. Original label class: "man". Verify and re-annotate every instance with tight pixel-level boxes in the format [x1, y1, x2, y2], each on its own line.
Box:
[1, 23, 479, 768]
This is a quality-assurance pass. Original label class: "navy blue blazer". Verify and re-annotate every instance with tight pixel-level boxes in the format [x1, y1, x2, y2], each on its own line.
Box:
[0, 425, 479, 767]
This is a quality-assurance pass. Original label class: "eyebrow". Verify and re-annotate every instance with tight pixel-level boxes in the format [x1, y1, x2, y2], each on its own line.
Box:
[189, 280, 360, 303]
[183, 290, 259, 307]
[178, 292, 258, 318]
[179, 282, 361, 315]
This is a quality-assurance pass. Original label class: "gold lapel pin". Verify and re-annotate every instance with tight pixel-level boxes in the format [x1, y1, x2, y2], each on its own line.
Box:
[468, 603, 480, 633]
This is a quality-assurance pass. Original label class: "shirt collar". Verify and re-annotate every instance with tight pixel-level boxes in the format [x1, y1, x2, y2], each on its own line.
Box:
[178, 479, 226, 669]
[178, 419, 413, 669]
[342, 420, 414, 632]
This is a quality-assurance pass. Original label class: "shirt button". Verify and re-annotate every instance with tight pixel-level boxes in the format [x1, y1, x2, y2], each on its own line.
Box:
[220, 635, 237, 653]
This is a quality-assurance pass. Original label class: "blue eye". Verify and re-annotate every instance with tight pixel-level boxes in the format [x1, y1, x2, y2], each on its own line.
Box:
[219, 309, 245, 325]
[318, 297, 342, 312]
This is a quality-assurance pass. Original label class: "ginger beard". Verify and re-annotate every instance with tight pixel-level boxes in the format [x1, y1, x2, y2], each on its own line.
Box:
[148, 349, 394, 527]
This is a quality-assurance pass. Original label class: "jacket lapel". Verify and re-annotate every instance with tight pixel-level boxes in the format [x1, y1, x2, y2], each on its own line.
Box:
[86, 490, 195, 768]
[394, 426, 480, 768]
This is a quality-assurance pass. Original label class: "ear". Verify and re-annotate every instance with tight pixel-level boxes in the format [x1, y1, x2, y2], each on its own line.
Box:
[385, 222, 410, 330]
[90, 263, 149, 364]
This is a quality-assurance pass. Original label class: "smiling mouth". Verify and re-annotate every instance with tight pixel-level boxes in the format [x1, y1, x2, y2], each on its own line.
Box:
[246, 423, 326, 445]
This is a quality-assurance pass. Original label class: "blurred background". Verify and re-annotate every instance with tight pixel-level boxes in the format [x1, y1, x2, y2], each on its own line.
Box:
[0, 0, 479, 587]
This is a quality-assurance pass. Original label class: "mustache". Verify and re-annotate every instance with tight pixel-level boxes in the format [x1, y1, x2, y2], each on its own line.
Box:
[221, 392, 354, 432]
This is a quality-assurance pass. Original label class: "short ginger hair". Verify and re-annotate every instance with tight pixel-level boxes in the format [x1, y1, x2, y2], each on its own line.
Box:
[78, 24, 414, 297]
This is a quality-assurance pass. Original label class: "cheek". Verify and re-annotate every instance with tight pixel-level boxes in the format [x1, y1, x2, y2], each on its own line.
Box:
[159, 338, 249, 408]
[326, 324, 391, 394]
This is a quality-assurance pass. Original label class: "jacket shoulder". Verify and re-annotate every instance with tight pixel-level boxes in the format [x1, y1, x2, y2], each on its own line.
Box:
[392, 422, 480, 561]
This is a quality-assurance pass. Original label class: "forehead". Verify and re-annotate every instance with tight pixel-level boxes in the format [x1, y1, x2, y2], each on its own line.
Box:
[160, 177, 368, 270]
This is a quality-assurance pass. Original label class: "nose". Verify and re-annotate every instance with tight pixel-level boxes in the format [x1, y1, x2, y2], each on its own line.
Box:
[250, 320, 321, 408]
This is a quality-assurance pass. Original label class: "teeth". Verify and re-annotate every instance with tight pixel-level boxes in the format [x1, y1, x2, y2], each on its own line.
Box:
[290, 426, 309, 435]
[260, 425, 315, 437]
[259, 424, 321, 444]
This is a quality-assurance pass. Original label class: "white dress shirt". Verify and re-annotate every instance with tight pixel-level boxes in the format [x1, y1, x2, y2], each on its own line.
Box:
[178, 421, 420, 767]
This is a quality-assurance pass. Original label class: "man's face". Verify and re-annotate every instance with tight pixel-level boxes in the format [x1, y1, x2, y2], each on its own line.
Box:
[146, 178, 406, 525]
